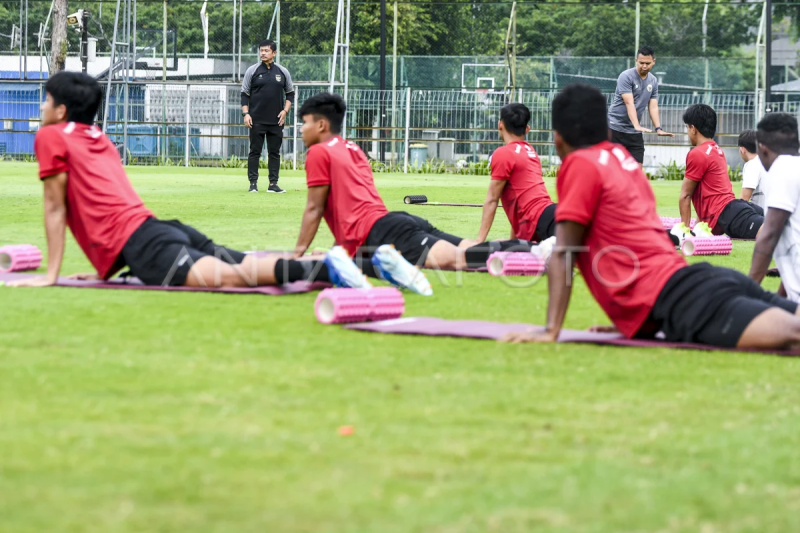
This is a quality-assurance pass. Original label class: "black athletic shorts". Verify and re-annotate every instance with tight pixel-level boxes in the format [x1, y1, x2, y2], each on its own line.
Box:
[534, 203, 557, 242]
[609, 129, 645, 164]
[715, 199, 764, 239]
[121, 218, 246, 286]
[362, 211, 463, 266]
[647, 262, 797, 347]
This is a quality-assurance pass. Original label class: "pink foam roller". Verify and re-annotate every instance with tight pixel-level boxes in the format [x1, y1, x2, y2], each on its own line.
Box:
[315, 287, 405, 325]
[661, 217, 697, 230]
[681, 236, 733, 256]
[0, 244, 42, 273]
[486, 252, 546, 277]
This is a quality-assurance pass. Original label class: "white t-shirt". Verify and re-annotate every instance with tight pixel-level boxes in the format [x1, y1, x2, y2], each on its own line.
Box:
[742, 156, 767, 210]
[766, 154, 800, 302]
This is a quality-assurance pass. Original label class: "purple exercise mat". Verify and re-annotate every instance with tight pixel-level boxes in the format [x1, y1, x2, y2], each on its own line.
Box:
[344, 317, 800, 356]
[0, 272, 329, 295]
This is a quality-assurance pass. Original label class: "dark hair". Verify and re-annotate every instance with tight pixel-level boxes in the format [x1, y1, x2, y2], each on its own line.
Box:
[737, 130, 757, 154]
[757, 113, 800, 154]
[551, 83, 608, 148]
[299, 92, 346, 134]
[637, 46, 655, 58]
[44, 71, 103, 125]
[682, 104, 717, 138]
[499, 103, 531, 136]
[259, 40, 277, 52]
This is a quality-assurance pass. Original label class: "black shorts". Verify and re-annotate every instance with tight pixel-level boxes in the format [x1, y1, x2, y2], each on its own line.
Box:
[648, 263, 797, 347]
[362, 211, 463, 266]
[121, 218, 246, 286]
[534, 203, 557, 242]
[609, 129, 645, 164]
[716, 199, 764, 239]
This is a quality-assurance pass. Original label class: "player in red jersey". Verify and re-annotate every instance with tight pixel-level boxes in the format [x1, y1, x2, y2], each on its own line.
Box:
[675, 104, 764, 240]
[293, 93, 544, 295]
[506, 84, 800, 350]
[477, 103, 556, 244]
[9, 71, 370, 290]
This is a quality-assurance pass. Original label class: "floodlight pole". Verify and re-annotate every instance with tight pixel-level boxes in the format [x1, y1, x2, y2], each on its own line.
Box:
[80, 10, 90, 73]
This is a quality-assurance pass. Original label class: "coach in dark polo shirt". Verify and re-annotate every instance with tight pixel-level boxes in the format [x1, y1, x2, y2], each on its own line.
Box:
[241, 39, 294, 193]
[607, 46, 674, 165]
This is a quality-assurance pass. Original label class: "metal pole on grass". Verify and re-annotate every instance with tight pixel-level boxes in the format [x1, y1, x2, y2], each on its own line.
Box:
[391, 1, 397, 163]
[634, 1, 640, 58]
[765, 0, 772, 112]
[18, 0, 23, 79]
[24, 0, 28, 78]
[404, 87, 410, 173]
[276, 0, 281, 63]
[379, 0, 386, 162]
[133, 0, 137, 80]
[185, 82, 191, 167]
[103, 0, 123, 134]
[232, 0, 237, 79]
[293, 87, 299, 170]
[238, 0, 243, 80]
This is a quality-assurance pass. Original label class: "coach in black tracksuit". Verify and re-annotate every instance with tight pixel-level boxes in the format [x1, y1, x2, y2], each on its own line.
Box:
[241, 39, 294, 193]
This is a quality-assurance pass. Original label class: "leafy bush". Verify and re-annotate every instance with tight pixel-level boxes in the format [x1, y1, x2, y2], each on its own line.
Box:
[218, 155, 247, 169]
[542, 165, 560, 179]
[654, 161, 685, 181]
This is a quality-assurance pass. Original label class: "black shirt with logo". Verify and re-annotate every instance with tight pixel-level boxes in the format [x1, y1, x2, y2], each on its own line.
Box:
[240, 62, 295, 126]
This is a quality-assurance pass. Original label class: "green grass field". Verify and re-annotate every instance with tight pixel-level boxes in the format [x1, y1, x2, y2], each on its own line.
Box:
[2, 162, 799, 533]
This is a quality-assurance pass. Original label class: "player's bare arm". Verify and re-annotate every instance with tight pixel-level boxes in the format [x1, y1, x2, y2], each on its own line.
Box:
[749, 207, 791, 284]
[293, 185, 329, 258]
[502, 221, 586, 343]
[648, 99, 674, 137]
[8, 172, 68, 287]
[678, 178, 698, 227]
[622, 93, 649, 133]
[477, 180, 506, 242]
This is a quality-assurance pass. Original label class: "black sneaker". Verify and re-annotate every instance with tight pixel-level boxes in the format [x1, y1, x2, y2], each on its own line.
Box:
[248, 183, 258, 193]
[267, 183, 286, 194]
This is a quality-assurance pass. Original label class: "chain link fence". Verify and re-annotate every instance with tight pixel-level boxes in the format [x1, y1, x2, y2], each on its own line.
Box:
[1, 1, 799, 171]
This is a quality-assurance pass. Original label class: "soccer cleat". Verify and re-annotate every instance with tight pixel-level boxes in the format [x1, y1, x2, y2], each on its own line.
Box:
[323, 246, 373, 289]
[693, 221, 713, 237]
[248, 183, 258, 193]
[267, 183, 286, 194]
[533, 236, 556, 263]
[371, 244, 433, 296]
[670, 223, 692, 245]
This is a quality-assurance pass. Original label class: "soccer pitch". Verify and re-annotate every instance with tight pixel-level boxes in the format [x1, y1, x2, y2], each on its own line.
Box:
[2, 162, 800, 533]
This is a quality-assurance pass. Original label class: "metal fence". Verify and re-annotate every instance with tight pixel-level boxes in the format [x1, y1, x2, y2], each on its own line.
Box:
[0, 80, 784, 172]
[0, 0, 785, 92]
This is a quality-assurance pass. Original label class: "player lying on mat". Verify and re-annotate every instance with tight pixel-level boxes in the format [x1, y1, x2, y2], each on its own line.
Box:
[292, 92, 549, 296]
[8, 72, 371, 290]
[749, 113, 800, 303]
[505, 83, 800, 350]
[478, 103, 557, 245]
[672, 104, 765, 241]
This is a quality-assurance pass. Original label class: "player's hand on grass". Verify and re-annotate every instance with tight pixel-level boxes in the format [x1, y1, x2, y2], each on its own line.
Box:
[278, 111, 288, 126]
[243, 114, 253, 128]
[500, 329, 558, 343]
[656, 129, 675, 137]
[6, 276, 56, 287]
[634, 125, 652, 133]
[67, 272, 100, 280]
